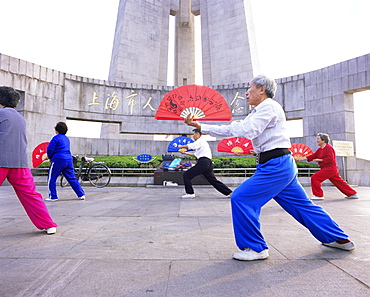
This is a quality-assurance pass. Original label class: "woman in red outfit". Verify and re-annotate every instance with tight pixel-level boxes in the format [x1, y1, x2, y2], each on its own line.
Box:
[300, 133, 358, 200]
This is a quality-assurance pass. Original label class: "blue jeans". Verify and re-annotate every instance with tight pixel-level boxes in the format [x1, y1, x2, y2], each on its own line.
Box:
[231, 154, 348, 252]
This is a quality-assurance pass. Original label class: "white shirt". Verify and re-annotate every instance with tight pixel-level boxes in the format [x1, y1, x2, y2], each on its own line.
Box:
[201, 98, 291, 154]
[187, 136, 212, 159]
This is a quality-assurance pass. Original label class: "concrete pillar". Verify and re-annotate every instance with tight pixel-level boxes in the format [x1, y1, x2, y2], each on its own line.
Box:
[109, 0, 259, 86]
[108, 0, 171, 85]
[199, 0, 259, 85]
[174, 0, 196, 86]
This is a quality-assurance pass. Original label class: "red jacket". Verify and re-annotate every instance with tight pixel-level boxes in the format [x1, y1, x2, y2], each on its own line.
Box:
[306, 144, 337, 169]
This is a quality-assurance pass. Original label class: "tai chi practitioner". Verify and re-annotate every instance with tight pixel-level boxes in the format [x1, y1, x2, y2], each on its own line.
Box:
[301, 133, 358, 200]
[0, 86, 57, 234]
[183, 74, 355, 261]
[178, 128, 232, 198]
[46, 122, 85, 201]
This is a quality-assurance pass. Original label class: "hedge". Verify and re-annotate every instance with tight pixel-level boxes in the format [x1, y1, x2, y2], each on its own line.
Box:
[38, 155, 318, 169]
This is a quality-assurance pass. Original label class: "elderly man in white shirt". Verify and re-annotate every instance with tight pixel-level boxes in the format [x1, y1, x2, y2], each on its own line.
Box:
[184, 74, 355, 261]
[178, 129, 232, 199]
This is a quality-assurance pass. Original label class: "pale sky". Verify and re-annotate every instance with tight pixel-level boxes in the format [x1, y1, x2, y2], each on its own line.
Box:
[0, 0, 369, 81]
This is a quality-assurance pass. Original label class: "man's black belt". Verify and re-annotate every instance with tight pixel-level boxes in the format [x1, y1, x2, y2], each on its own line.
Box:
[256, 148, 291, 165]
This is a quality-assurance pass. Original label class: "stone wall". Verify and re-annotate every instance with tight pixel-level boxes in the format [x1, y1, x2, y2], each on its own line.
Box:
[1, 52, 370, 185]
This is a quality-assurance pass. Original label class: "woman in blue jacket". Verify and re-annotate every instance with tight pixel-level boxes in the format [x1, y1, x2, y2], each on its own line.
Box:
[46, 122, 85, 201]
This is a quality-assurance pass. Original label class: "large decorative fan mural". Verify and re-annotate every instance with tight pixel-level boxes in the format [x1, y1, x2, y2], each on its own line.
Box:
[168, 136, 195, 152]
[217, 137, 254, 154]
[155, 85, 232, 121]
[32, 142, 49, 168]
[289, 143, 313, 160]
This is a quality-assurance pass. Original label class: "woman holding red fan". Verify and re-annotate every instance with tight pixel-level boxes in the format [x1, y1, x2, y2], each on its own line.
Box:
[184, 74, 355, 261]
[300, 133, 358, 200]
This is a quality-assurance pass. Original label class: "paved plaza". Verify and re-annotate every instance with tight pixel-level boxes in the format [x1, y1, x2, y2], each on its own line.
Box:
[1, 184, 370, 296]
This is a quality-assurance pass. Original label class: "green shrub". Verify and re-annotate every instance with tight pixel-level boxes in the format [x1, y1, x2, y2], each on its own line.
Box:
[37, 155, 318, 169]
[93, 156, 162, 168]
[295, 161, 319, 168]
[212, 156, 256, 168]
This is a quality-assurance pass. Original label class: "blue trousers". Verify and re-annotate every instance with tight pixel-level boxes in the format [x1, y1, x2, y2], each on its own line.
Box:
[47, 158, 85, 199]
[231, 154, 348, 252]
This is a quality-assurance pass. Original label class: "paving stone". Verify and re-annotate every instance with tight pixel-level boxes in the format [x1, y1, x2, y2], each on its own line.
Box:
[1, 185, 370, 296]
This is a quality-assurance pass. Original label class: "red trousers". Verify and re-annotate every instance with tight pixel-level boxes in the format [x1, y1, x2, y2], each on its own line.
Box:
[0, 167, 57, 230]
[311, 167, 357, 197]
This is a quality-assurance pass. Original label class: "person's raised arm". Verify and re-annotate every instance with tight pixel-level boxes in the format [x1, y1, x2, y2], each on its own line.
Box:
[184, 114, 201, 129]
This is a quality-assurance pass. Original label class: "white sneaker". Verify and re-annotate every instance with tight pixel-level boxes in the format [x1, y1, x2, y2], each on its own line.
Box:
[181, 193, 195, 198]
[322, 240, 355, 251]
[79, 195, 86, 200]
[310, 196, 324, 200]
[233, 248, 269, 261]
[345, 194, 359, 199]
[165, 182, 178, 186]
[45, 227, 56, 235]
[45, 197, 58, 201]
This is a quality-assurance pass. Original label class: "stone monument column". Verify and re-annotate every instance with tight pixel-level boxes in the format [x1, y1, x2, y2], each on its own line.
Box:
[108, 0, 172, 85]
[109, 0, 258, 86]
[198, 0, 259, 85]
[174, 0, 196, 86]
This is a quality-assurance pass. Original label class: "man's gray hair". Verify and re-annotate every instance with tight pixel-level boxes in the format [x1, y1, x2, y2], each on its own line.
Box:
[252, 75, 277, 98]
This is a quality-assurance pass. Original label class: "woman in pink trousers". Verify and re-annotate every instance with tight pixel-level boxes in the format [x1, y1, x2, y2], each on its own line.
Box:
[0, 86, 57, 234]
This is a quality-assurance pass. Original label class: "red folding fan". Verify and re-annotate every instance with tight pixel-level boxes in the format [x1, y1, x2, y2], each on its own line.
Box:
[155, 85, 232, 121]
[32, 142, 49, 168]
[289, 143, 313, 160]
[217, 137, 254, 154]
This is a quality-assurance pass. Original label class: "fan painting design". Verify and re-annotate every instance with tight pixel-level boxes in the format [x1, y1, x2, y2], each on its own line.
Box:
[32, 142, 49, 168]
[167, 136, 195, 152]
[217, 137, 254, 155]
[155, 85, 232, 121]
[289, 143, 313, 160]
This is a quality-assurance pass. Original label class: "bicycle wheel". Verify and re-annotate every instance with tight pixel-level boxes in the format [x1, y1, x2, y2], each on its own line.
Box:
[60, 170, 80, 187]
[60, 174, 70, 187]
[88, 164, 111, 188]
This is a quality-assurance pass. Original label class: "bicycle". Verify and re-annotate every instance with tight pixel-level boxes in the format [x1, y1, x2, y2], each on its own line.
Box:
[60, 156, 112, 188]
